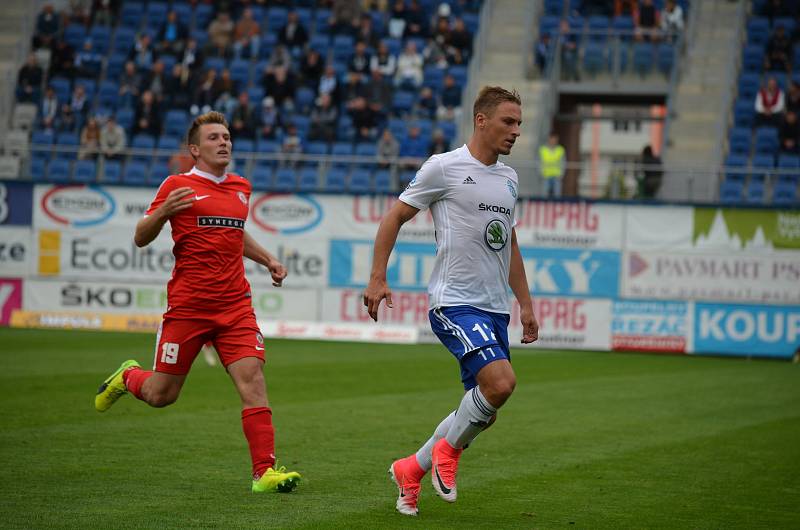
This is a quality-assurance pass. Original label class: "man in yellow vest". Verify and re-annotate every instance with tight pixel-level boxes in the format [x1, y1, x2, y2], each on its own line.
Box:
[538, 133, 565, 198]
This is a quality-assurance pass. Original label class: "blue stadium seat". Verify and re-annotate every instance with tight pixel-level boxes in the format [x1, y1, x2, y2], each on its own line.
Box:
[164, 110, 189, 137]
[633, 43, 654, 77]
[98, 80, 119, 108]
[724, 154, 748, 182]
[728, 127, 751, 156]
[314, 9, 331, 33]
[738, 72, 761, 100]
[120, 2, 144, 28]
[719, 179, 744, 203]
[305, 141, 329, 156]
[205, 57, 226, 74]
[102, 160, 122, 183]
[309, 34, 330, 55]
[751, 153, 774, 182]
[229, 59, 251, 88]
[754, 127, 779, 156]
[247, 86, 265, 104]
[374, 169, 392, 193]
[146, 2, 168, 24]
[257, 138, 280, 154]
[772, 182, 799, 204]
[423, 66, 445, 92]
[583, 46, 605, 76]
[324, 166, 348, 192]
[349, 168, 372, 193]
[612, 16, 635, 41]
[298, 166, 319, 191]
[746, 181, 765, 204]
[106, 52, 127, 79]
[116, 108, 135, 132]
[149, 162, 170, 185]
[295, 87, 316, 113]
[587, 16, 610, 42]
[741, 44, 765, 72]
[112, 26, 137, 55]
[49, 77, 71, 103]
[355, 142, 377, 158]
[64, 24, 87, 49]
[384, 38, 402, 56]
[273, 167, 296, 192]
[74, 77, 97, 99]
[131, 134, 156, 163]
[172, 2, 192, 21]
[251, 163, 274, 190]
[438, 120, 457, 142]
[332, 142, 353, 157]
[776, 153, 800, 169]
[156, 135, 180, 162]
[30, 155, 47, 181]
[448, 65, 468, 87]
[73, 160, 97, 183]
[194, 3, 214, 28]
[733, 99, 755, 128]
[55, 132, 80, 160]
[747, 17, 770, 46]
[333, 35, 355, 62]
[31, 129, 54, 147]
[392, 91, 416, 115]
[265, 6, 289, 29]
[89, 25, 112, 55]
[657, 44, 674, 76]
[48, 159, 71, 182]
[773, 16, 795, 34]
[122, 161, 148, 185]
[190, 29, 209, 49]
[543, 0, 563, 15]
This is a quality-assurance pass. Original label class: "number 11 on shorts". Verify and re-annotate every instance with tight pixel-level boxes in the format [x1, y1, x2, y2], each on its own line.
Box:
[161, 342, 179, 364]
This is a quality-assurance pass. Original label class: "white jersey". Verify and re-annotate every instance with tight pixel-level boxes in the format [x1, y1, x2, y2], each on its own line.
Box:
[399, 144, 519, 313]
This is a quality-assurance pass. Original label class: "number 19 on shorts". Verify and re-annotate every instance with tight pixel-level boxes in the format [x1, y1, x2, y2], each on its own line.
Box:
[161, 342, 179, 364]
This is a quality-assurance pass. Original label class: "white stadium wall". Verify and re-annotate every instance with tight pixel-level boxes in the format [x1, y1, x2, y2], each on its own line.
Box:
[1, 181, 799, 359]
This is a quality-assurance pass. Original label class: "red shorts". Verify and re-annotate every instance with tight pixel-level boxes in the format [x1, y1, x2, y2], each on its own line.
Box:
[152, 304, 264, 375]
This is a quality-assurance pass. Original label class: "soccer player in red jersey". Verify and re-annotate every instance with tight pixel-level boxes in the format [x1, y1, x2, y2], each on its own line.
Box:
[94, 111, 301, 493]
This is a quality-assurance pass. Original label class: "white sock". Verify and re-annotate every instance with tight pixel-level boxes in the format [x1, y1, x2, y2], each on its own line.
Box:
[444, 386, 497, 449]
[415, 411, 455, 471]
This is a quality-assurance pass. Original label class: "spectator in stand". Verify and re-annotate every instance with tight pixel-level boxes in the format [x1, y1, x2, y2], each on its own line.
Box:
[538, 133, 565, 198]
[91, 0, 116, 27]
[342, 71, 368, 103]
[278, 10, 309, 53]
[258, 96, 281, 140]
[764, 0, 793, 23]
[765, 24, 793, 73]
[437, 74, 462, 121]
[70, 84, 90, 125]
[428, 128, 449, 156]
[58, 103, 78, 132]
[192, 69, 219, 116]
[318, 64, 340, 103]
[309, 93, 338, 142]
[100, 114, 126, 161]
[787, 81, 800, 114]
[141, 60, 168, 104]
[414, 86, 438, 120]
[168, 144, 194, 174]
[660, 0, 684, 41]
[134, 90, 161, 135]
[49, 40, 76, 80]
[216, 68, 237, 100]
[267, 44, 292, 70]
[779, 110, 800, 154]
[40, 86, 59, 131]
[281, 123, 302, 161]
[129, 33, 156, 72]
[615, 0, 638, 17]
[756, 76, 786, 127]
[158, 10, 188, 57]
[447, 18, 473, 63]
[366, 69, 393, 121]
[404, 0, 427, 39]
[180, 38, 204, 77]
[349, 41, 372, 81]
[75, 39, 103, 78]
[16, 53, 43, 103]
[636, 0, 660, 42]
[371, 41, 397, 78]
[637, 145, 662, 199]
[582, 0, 613, 17]
[377, 128, 400, 168]
[355, 13, 379, 48]
[559, 19, 580, 81]
[299, 49, 324, 91]
[79, 117, 101, 160]
[67, 0, 91, 26]
[208, 11, 234, 58]
[118, 61, 141, 108]
[329, 0, 361, 35]
[33, 4, 60, 50]
[534, 32, 551, 74]
[396, 41, 424, 89]
[348, 96, 378, 140]
[233, 8, 261, 60]
[388, 0, 408, 39]
[164, 64, 192, 110]
[400, 124, 428, 167]
[432, 11, 451, 48]
[261, 65, 296, 112]
[231, 91, 258, 139]
[423, 35, 450, 69]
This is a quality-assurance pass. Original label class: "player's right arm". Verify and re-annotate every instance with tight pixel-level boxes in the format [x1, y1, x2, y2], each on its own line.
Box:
[134, 186, 195, 247]
[363, 200, 419, 321]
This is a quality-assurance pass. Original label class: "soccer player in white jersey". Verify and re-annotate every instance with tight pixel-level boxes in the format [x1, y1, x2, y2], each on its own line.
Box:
[363, 86, 539, 516]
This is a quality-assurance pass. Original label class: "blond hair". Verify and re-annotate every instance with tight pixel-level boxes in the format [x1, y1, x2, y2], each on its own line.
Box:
[186, 111, 229, 146]
[472, 86, 522, 124]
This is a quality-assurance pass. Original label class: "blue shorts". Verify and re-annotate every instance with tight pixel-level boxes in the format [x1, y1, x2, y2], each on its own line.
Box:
[429, 305, 511, 390]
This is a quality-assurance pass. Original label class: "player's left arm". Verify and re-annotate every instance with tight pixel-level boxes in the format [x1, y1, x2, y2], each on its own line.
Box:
[508, 227, 539, 343]
[243, 230, 287, 287]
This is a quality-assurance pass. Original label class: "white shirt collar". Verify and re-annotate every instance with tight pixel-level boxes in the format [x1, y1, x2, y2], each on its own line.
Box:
[189, 166, 228, 183]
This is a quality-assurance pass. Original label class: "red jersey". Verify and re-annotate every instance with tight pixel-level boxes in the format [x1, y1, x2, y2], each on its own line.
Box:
[146, 168, 252, 316]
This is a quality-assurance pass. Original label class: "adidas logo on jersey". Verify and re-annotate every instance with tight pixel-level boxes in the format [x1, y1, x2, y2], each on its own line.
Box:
[462, 176, 476, 184]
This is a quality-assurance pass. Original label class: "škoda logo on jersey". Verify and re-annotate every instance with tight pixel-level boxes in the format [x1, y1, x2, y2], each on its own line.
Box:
[197, 216, 245, 229]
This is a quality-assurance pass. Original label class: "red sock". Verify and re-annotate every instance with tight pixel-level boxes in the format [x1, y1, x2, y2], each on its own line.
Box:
[242, 407, 275, 479]
[123, 367, 153, 400]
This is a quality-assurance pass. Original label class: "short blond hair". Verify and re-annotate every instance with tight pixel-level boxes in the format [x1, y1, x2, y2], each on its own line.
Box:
[472, 86, 522, 124]
[186, 111, 229, 146]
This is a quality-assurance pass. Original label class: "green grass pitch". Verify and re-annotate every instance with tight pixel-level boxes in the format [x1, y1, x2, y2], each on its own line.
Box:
[0, 328, 798, 529]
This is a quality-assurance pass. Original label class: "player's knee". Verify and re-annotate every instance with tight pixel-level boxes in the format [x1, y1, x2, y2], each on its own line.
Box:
[146, 386, 180, 407]
[484, 376, 516, 406]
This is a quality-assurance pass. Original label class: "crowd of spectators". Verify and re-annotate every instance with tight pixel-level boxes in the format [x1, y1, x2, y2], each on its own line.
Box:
[18, 0, 482, 172]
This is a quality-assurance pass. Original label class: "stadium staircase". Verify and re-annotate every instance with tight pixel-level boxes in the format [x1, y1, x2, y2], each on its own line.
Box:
[661, 0, 745, 201]
[460, 0, 547, 194]
[0, 0, 34, 129]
